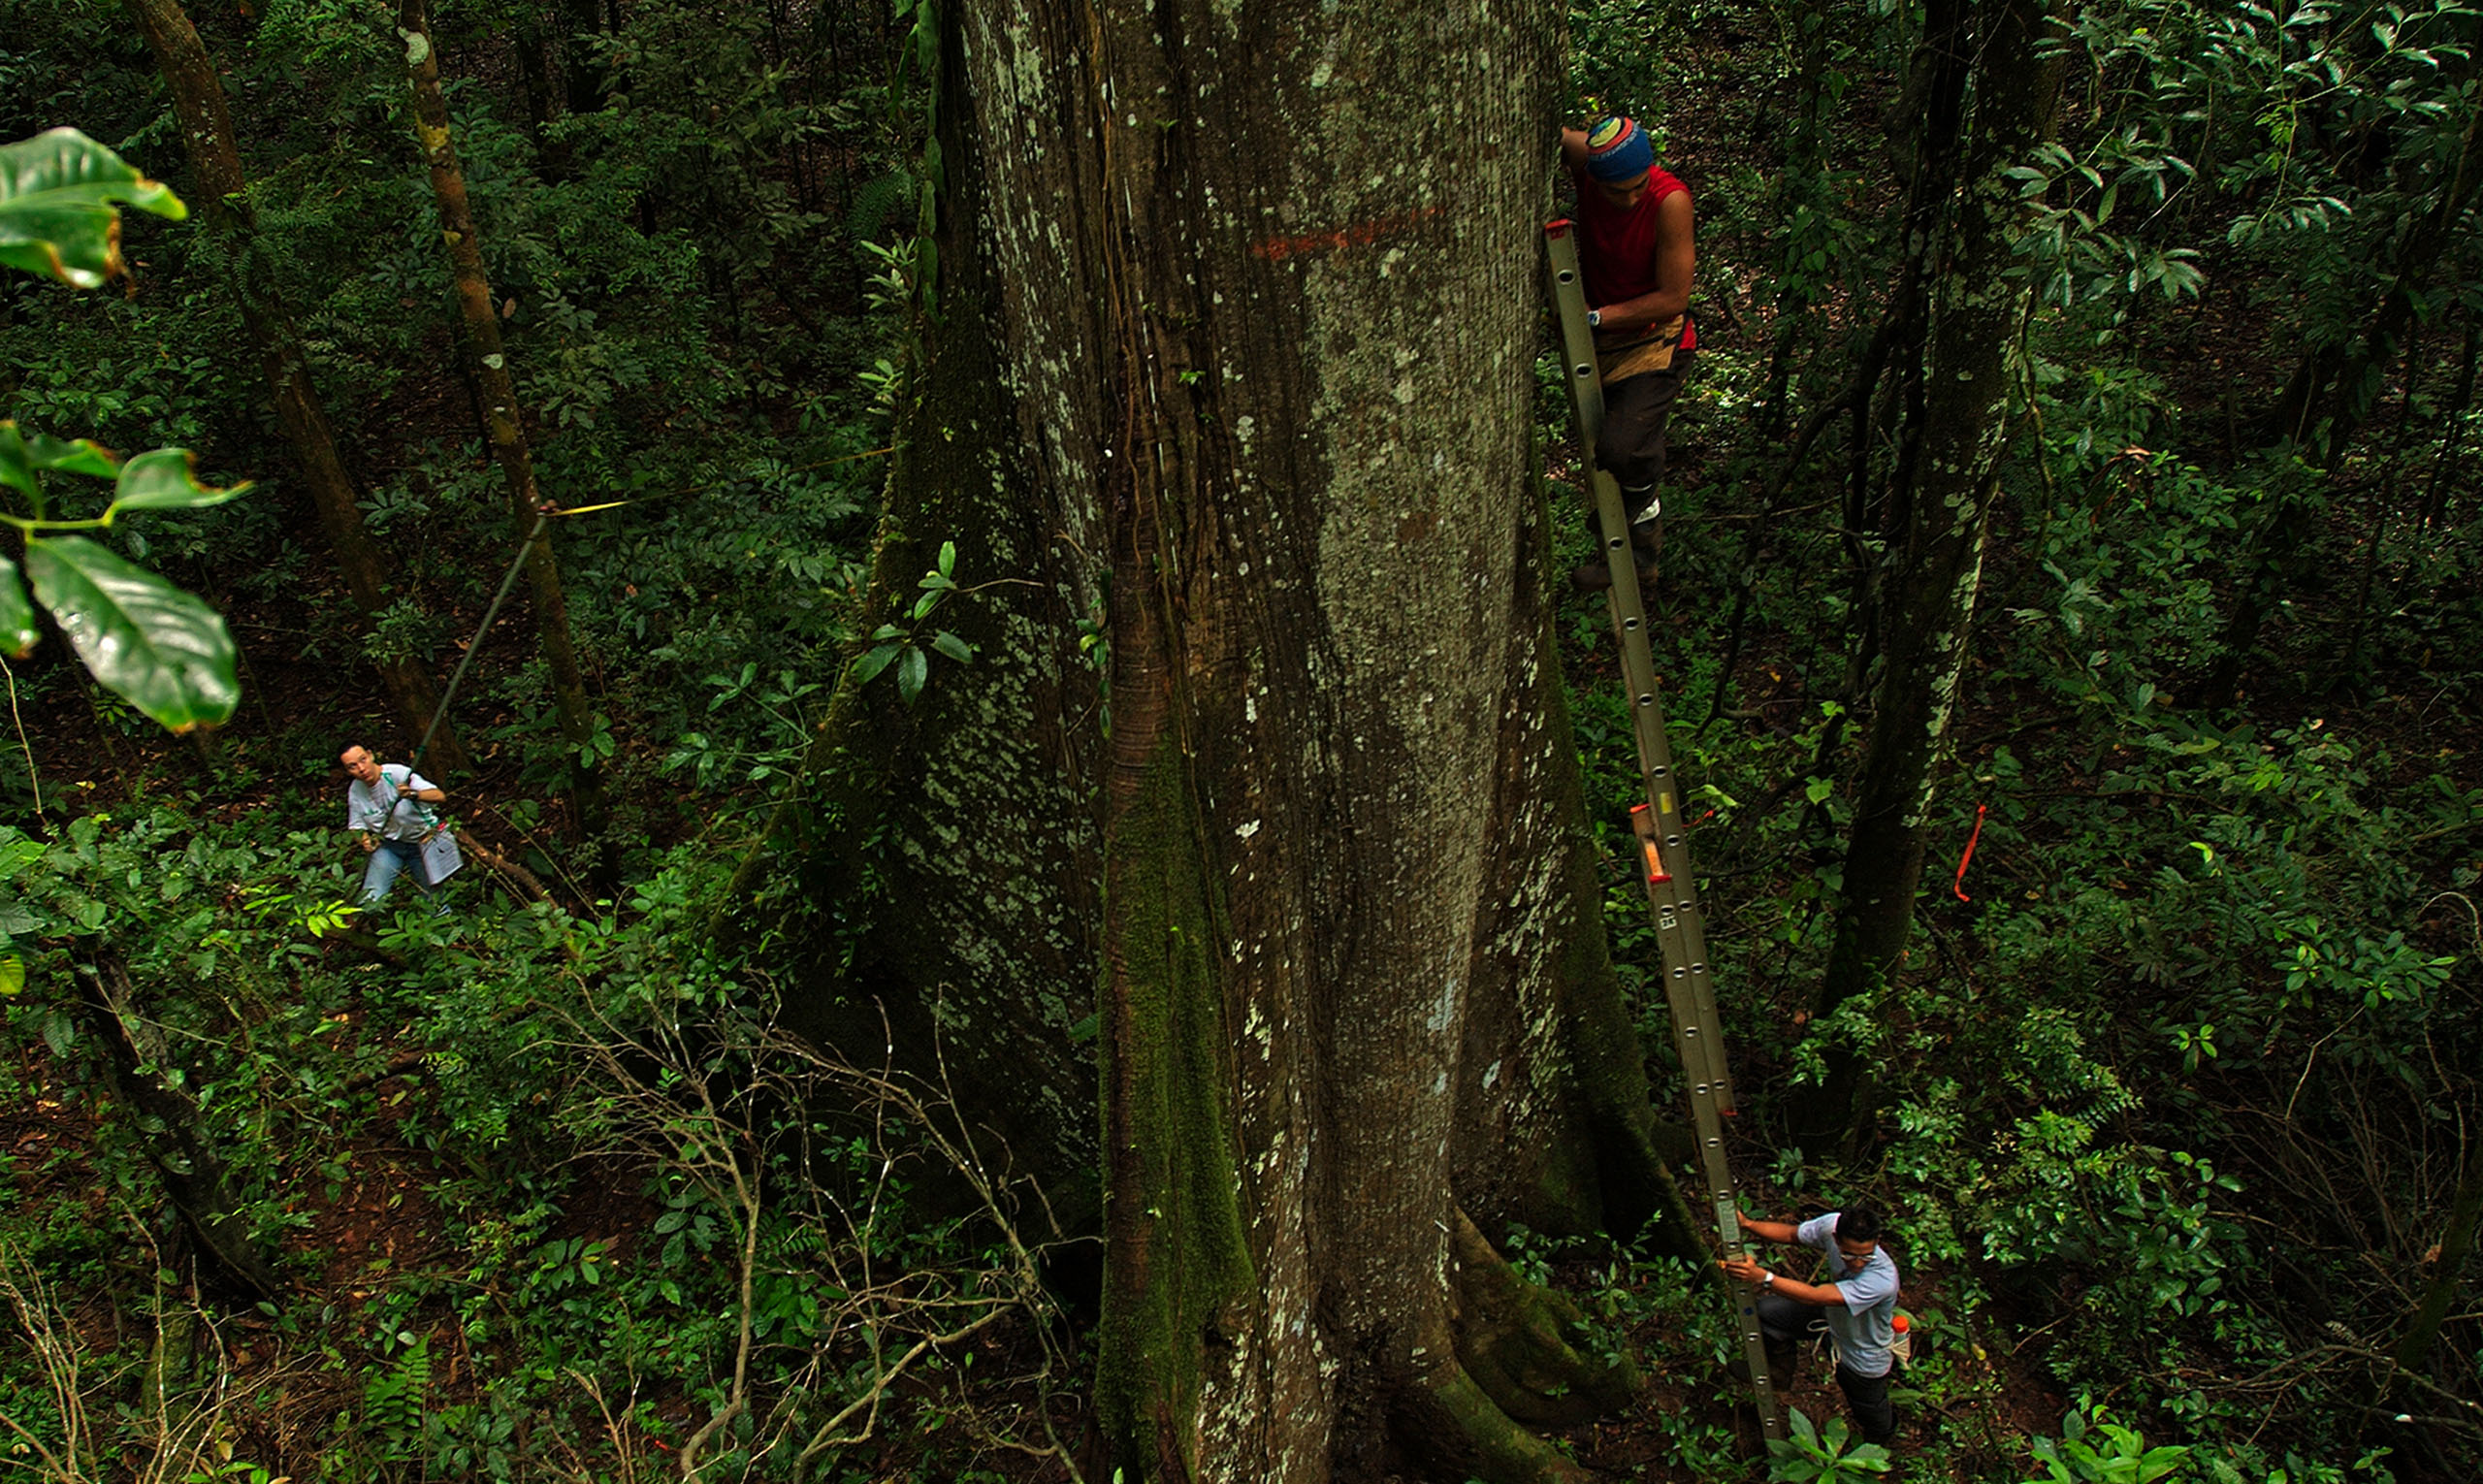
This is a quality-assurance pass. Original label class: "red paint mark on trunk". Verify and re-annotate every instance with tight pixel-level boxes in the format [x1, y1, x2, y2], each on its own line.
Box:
[1249, 206, 1442, 262]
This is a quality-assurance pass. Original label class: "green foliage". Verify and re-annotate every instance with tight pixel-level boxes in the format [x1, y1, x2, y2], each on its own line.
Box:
[358, 1335, 432, 1465]
[0, 131, 250, 734]
[1, 793, 1075, 1479]
[2010, 140, 2208, 312]
[1768, 1406, 1891, 1482]
[2031, 1403, 2192, 1483]
[661, 661, 826, 789]
[853, 539, 978, 704]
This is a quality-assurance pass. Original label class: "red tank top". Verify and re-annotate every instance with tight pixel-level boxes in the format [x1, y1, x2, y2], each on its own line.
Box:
[1572, 166, 1697, 352]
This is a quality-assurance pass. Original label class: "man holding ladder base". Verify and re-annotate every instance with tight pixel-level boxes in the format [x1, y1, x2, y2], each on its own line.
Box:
[1725, 1207, 1905, 1447]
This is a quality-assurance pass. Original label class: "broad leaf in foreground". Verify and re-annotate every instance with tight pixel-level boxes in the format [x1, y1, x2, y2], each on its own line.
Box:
[106, 447, 251, 516]
[0, 129, 186, 288]
[23, 535, 237, 730]
[0, 555, 34, 658]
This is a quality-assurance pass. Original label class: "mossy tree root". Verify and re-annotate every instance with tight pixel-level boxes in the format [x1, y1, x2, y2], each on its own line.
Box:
[1380, 1205, 1650, 1483]
[1449, 1206, 1640, 1427]
[1398, 1351, 1599, 1484]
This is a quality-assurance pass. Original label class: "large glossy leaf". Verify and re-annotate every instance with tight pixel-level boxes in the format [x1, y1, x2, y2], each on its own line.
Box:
[0, 129, 187, 289]
[0, 555, 35, 658]
[107, 447, 250, 515]
[23, 535, 237, 731]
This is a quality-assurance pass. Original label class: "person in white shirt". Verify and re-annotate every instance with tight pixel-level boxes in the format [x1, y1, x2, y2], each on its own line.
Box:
[341, 745, 452, 909]
[1724, 1205, 1901, 1445]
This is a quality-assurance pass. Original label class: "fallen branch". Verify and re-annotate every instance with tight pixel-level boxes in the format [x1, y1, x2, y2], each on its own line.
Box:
[462, 836, 550, 903]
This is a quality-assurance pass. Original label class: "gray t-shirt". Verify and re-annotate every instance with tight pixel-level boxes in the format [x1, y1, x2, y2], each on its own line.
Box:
[1797, 1213, 1901, 1377]
[345, 764, 441, 843]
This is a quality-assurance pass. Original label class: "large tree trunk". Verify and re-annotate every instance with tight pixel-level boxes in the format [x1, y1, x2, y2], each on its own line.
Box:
[723, 120, 1112, 1223]
[956, 2, 1673, 1478]
[1806, 0, 2067, 1147]
[728, 1, 1702, 1477]
[126, 0, 468, 774]
[400, 0, 608, 840]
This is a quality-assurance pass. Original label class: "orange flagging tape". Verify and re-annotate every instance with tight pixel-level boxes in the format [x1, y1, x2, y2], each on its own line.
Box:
[1952, 802, 1989, 902]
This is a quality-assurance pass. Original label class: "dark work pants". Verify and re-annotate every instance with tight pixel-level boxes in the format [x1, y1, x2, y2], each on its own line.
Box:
[1834, 1362, 1899, 1447]
[1596, 349, 1697, 528]
[1757, 1290, 1898, 1447]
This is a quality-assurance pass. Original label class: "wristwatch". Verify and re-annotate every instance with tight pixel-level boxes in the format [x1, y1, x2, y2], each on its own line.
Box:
[1588, 308, 1602, 329]
[1761, 1272, 1776, 1288]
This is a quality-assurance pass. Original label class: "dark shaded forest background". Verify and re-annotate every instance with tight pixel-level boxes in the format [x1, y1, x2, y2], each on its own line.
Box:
[1, 0, 2478, 1478]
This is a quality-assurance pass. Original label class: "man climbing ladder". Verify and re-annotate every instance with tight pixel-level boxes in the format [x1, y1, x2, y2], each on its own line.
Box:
[1560, 115, 1697, 590]
[1545, 146, 1786, 1442]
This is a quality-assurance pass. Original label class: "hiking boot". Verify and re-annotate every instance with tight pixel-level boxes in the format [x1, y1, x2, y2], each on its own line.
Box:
[1630, 514, 1665, 559]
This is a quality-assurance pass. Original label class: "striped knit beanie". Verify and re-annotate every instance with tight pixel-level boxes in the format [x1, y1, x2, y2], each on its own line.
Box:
[1585, 116, 1653, 180]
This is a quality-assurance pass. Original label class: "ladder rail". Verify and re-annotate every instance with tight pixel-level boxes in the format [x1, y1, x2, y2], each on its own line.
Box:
[1544, 220, 1784, 1444]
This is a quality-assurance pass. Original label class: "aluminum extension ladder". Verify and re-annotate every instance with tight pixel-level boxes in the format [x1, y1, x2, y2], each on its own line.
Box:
[1543, 219, 1785, 1445]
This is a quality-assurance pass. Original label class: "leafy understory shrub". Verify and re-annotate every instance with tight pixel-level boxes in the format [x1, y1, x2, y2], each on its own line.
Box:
[2032, 1404, 2190, 1483]
[1768, 1406, 1891, 1482]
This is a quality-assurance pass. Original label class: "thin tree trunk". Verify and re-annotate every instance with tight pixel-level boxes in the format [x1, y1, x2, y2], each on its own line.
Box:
[1807, 0, 2068, 1148]
[2423, 316, 2478, 527]
[2262, 85, 2483, 454]
[2392, 1135, 2483, 1383]
[1755, 7, 1842, 440]
[560, 0, 604, 119]
[126, 0, 468, 773]
[513, 13, 573, 174]
[2214, 90, 2483, 706]
[76, 952, 284, 1303]
[400, 0, 607, 840]
[2200, 453, 2317, 712]
[1797, 0, 1976, 860]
